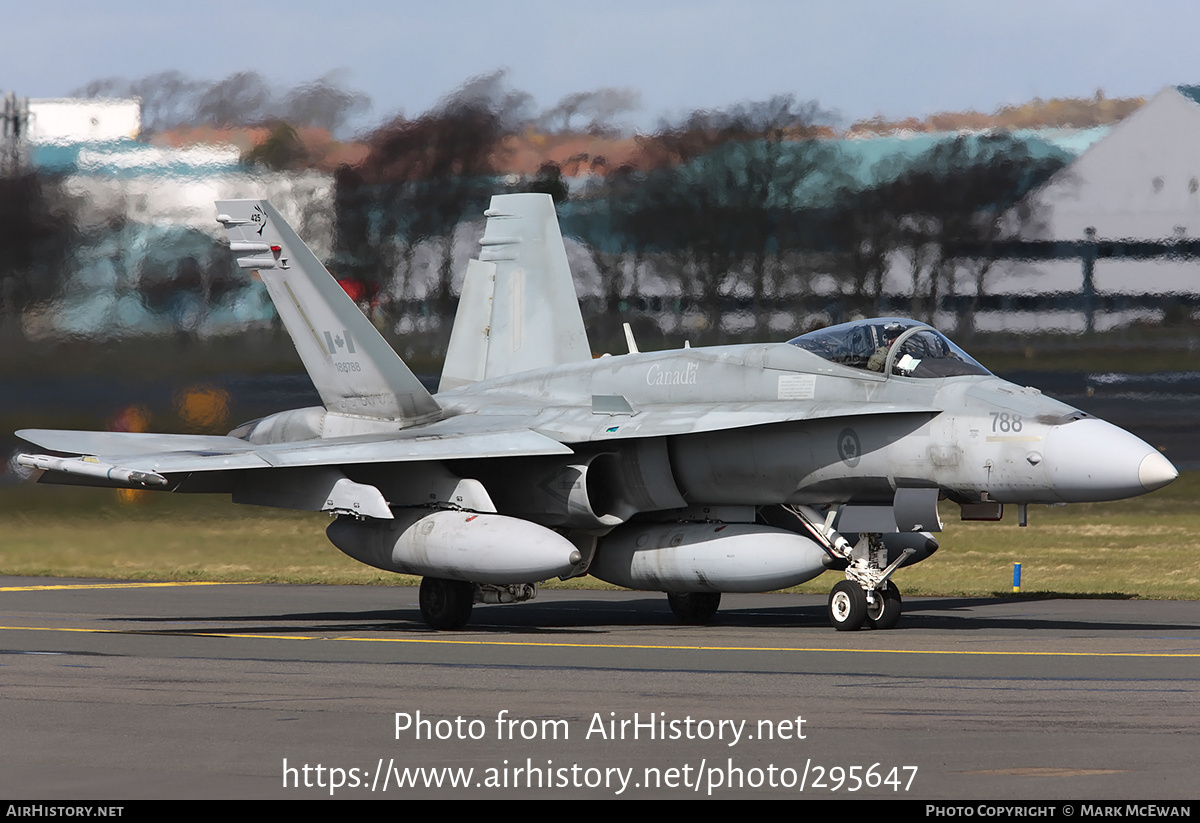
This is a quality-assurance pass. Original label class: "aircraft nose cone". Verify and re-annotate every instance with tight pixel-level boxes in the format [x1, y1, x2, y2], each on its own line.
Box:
[1138, 450, 1178, 492]
[1043, 418, 1177, 503]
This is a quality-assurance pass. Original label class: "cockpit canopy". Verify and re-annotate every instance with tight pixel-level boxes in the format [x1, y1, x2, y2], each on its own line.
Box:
[788, 318, 991, 378]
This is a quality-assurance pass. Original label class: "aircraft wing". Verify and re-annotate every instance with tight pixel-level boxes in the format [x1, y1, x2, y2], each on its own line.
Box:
[18, 398, 931, 479]
[16, 426, 573, 475]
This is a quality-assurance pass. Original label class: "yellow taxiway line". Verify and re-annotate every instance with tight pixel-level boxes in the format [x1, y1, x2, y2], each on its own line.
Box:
[3, 581, 1197, 657]
[0, 624, 1196, 657]
[0, 582, 255, 592]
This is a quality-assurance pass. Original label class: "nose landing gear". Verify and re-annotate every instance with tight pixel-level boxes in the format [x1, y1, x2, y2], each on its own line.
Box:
[825, 531, 912, 632]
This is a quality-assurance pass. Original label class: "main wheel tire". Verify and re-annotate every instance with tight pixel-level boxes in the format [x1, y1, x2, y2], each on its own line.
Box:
[419, 577, 475, 631]
[865, 581, 902, 630]
[667, 591, 721, 624]
[827, 580, 868, 631]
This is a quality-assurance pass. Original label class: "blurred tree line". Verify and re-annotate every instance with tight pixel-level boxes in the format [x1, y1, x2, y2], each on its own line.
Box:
[0, 172, 75, 326]
[1, 69, 1073, 356]
[328, 73, 1068, 353]
[849, 89, 1143, 135]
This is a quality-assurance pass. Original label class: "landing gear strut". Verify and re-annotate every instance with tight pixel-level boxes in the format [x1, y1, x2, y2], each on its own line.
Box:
[419, 577, 475, 630]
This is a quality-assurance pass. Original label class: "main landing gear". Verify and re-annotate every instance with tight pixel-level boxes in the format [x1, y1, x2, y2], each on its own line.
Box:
[667, 591, 722, 624]
[418, 577, 475, 630]
[418, 578, 540, 630]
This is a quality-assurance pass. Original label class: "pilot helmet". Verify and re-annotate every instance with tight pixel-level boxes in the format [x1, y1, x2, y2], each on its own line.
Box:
[881, 322, 904, 344]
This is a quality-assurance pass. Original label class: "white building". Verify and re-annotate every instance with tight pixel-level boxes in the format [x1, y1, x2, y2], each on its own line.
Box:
[27, 98, 141, 143]
[1019, 86, 1200, 242]
[976, 86, 1200, 331]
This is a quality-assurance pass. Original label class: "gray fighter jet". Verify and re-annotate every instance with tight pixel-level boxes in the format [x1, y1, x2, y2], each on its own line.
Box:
[16, 195, 1178, 631]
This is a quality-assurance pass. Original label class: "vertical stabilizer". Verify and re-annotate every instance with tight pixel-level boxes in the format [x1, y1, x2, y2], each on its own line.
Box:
[216, 200, 441, 423]
[440, 193, 590, 391]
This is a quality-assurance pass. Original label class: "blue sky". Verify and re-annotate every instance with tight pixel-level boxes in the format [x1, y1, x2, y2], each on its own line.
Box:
[8, 0, 1200, 132]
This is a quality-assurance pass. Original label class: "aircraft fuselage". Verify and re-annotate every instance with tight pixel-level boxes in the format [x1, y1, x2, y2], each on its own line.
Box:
[439, 339, 1173, 518]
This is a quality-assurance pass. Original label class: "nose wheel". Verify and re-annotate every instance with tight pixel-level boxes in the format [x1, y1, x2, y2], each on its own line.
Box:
[827, 580, 903, 631]
[828, 580, 867, 630]
[865, 581, 902, 629]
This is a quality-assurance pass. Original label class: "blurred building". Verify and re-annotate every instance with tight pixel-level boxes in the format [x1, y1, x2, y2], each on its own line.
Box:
[27, 97, 141, 143]
[974, 86, 1200, 332]
[1018, 86, 1200, 240]
[11, 95, 333, 341]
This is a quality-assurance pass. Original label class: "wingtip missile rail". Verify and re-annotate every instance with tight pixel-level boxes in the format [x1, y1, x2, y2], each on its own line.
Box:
[16, 454, 169, 488]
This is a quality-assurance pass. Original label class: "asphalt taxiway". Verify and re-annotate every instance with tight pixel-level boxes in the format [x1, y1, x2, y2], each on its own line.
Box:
[2, 575, 1197, 799]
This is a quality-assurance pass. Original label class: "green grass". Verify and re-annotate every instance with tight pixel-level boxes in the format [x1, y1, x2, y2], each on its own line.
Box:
[0, 485, 397, 585]
[2, 475, 1198, 599]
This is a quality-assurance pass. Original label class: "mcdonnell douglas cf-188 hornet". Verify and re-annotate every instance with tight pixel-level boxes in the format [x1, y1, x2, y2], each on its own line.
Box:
[16, 195, 1179, 630]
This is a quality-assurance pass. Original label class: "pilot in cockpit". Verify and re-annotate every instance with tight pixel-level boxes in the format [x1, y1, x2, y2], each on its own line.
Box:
[866, 322, 904, 372]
